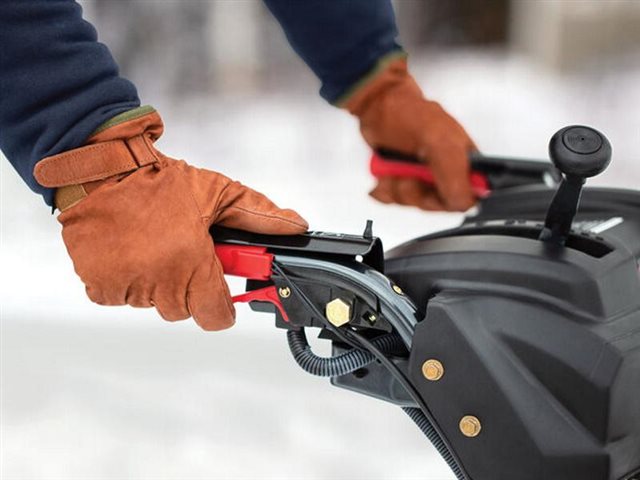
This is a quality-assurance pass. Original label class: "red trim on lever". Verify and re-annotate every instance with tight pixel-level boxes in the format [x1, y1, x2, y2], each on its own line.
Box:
[214, 244, 288, 321]
[231, 286, 289, 323]
[370, 152, 491, 198]
[214, 244, 274, 281]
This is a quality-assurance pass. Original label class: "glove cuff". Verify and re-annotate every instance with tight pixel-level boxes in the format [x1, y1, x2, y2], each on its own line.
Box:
[88, 105, 163, 143]
[335, 51, 409, 112]
[33, 106, 163, 211]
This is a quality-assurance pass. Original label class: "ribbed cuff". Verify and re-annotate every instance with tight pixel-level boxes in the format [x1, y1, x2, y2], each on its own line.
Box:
[90, 105, 156, 136]
[333, 50, 408, 108]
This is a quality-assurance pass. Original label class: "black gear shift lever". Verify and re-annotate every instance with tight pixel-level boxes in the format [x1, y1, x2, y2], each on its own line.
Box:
[539, 125, 612, 245]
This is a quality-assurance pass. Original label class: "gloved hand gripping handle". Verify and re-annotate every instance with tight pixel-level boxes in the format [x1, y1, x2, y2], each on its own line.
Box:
[371, 149, 561, 195]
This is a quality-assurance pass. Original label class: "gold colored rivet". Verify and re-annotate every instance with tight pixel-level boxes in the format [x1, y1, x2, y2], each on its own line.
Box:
[392, 284, 404, 295]
[459, 415, 482, 438]
[421, 359, 444, 381]
[326, 298, 352, 327]
[278, 287, 291, 298]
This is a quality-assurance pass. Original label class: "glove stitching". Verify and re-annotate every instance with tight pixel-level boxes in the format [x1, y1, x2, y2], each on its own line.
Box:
[204, 180, 233, 226]
[225, 205, 307, 228]
[184, 267, 199, 318]
[173, 164, 209, 226]
[45, 142, 120, 158]
[212, 252, 235, 319]
[185, 250, 234, 328]
[42, 162, 139, 187]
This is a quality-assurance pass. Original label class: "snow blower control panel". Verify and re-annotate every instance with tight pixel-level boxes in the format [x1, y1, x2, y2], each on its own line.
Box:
[211, 222, 404, 334]
[210, 125, 640, 480]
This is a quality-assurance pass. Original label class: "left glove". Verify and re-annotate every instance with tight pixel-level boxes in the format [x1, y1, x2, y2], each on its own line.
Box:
[341, 56, 477, 211]
[34, 107, 308, 330]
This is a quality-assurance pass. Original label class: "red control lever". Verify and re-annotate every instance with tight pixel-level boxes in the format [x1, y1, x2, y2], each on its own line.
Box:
[370, 152, 491, 197]
[230, 286, 290, 322]
[215, 244, 273, 281]
[214, 244, 289, 322]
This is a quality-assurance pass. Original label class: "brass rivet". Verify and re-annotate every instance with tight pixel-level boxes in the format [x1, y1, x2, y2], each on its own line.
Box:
[421, 359, 444, 381]
[326, 298, 352, 327]
[392, 284, 404, 295]
[459, 415, 482, 438]
[278, 287, 291, 298]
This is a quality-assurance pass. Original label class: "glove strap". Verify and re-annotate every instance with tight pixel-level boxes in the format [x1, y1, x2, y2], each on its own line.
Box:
[54, 184, 89, 212]
[33, 108, 164, 212]
[34, 134, 160, 188]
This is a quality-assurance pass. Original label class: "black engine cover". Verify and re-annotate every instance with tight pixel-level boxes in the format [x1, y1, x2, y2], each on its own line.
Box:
[385, 187, 640, 480]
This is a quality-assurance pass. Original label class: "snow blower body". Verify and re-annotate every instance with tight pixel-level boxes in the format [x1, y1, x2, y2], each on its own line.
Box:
[212, 125, 640, 480]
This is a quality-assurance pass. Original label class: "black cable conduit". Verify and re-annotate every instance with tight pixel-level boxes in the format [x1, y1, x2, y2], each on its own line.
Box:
[286, 327, 404, 377]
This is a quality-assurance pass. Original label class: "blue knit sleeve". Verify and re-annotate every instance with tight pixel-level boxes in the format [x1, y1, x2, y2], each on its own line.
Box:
[0, 0, 140, 206]
[263, 0, 403, 103]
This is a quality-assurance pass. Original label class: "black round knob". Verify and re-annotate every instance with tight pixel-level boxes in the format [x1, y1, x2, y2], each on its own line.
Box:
[548, 125, 612, 178]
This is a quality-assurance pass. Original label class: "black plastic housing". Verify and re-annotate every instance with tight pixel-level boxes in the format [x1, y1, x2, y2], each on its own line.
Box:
[385, 186, 640, 480]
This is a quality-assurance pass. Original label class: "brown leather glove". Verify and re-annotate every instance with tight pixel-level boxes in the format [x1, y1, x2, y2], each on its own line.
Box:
[34, 107, 308, 331]
[342, 56, 477, 211]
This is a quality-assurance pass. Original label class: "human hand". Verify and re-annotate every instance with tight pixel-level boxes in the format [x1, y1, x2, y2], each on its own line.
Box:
[34, 108, 308, 330]
[343, 58, 477, 211]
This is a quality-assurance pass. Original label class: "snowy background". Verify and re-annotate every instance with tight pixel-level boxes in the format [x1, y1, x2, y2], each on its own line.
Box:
[1, 2, 639, 479]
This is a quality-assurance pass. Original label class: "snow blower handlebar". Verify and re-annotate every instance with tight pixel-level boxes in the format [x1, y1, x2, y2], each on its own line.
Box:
[370, 149, 561, 197]
[211, 222, 418, 345]
[211, 149, 562, 341]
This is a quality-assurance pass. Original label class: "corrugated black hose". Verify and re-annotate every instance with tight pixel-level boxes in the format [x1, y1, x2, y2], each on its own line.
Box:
[287, 327, 465, 480]
[402, 407, 466, 480]
[286, 327, 404, 377]
[273, 261, 468, 480]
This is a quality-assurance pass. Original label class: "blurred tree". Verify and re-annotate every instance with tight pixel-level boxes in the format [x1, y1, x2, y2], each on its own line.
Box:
[81, 0, 511, 99]
[88, 0, 213, 96]
[394, 0, 510, 47]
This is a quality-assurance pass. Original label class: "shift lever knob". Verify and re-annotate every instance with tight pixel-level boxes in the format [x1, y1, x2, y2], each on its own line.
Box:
[540, 126, 612, 245]
[549, 126, 611, 178]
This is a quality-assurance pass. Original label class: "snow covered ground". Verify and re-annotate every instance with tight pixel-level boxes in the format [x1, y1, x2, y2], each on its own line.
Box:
[2, 50, 639, 479]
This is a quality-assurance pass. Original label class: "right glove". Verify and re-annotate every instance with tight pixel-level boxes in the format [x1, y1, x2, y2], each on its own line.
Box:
[34, 106, 308, 331]
[340, 56, 478, 211]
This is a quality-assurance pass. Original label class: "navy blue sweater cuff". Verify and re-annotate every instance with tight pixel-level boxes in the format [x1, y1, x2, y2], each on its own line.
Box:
[0, 0, 140, 206]
[264, 0, 402, 103]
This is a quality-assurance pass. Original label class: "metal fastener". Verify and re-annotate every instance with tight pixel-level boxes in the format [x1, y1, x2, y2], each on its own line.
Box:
[421, 359, 444, 381]
[278, 286, 291, 298]
[326, 298, 352, 327]
[459, 415, 482, 438]
[392, 284, 404, 295]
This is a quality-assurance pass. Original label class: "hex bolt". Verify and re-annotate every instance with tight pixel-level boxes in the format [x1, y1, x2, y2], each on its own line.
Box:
[392, 284, 404, 295]
[278, 286, 291, 298]
[326, 298, 351, 327]
[421, 359, 444, 381]
[459, 416, 482, 438]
